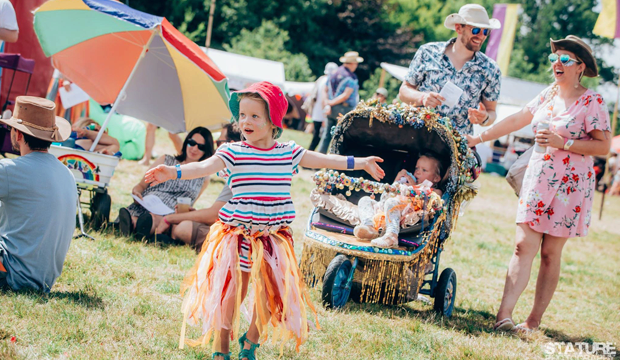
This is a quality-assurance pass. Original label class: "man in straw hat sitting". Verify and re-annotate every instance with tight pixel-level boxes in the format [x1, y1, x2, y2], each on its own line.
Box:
[399, 4, 502, 135]
[0, 96, 77, 293]
[317, 51, 363, 154]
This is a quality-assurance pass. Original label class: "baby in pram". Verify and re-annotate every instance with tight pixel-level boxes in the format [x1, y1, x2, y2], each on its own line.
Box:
[354, 153, 443, 248]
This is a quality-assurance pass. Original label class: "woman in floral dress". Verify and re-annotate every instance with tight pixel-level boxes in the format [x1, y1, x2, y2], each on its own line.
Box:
[467, 36, 611, 332]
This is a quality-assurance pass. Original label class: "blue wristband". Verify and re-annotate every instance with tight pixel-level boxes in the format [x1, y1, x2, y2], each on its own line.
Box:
[176, 164, 182, 179]
[347, 156, 355, 170]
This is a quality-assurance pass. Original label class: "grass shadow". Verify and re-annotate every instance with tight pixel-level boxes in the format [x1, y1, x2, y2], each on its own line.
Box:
[1, 288, 105, 310]
[346, 302, 497, 336]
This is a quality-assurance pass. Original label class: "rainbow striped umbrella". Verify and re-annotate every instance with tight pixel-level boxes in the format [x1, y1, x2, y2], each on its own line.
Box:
[33, 0, 231, 146]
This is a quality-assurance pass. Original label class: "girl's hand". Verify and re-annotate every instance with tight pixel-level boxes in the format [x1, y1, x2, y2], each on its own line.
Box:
[465, 134, 480, 148]
[145, 165, 176, 186]
[362, 156, 385, 181]
[535, 129, 563, 149]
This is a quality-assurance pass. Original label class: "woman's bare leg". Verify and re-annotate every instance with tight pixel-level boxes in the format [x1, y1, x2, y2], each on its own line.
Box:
[522, 234, 568, 329]
[496, 223, 543, 322]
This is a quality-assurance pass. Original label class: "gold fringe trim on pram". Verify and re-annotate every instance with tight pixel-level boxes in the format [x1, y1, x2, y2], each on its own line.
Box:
[300, 220, 442, 305]
[179, 222, 319, 354]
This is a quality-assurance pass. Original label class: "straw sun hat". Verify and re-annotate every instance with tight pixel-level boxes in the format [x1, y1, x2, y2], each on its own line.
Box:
[444, 4, 501, 30]
[339, 51, 364, 64]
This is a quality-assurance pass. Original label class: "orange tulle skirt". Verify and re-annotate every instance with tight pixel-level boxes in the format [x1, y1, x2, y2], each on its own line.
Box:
[179, 222, 319, 353]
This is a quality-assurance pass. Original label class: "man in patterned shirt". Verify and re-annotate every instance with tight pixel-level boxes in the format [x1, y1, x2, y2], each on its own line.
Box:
[399, 4, 502, 135]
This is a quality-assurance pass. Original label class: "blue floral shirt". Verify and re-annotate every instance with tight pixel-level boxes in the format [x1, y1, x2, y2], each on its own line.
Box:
[328, 65, 359, 108]
[405, 38, 502, 135]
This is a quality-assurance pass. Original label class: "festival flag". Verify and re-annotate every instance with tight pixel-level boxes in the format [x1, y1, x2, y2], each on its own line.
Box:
[485, 4, 520, 75]
[593, 0, 620, 38]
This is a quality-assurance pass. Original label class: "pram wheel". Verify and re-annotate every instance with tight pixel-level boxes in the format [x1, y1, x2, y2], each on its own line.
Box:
[434, 268, 456, 317]
[322, 255, 353, 309]
[90, 192, 111, 230]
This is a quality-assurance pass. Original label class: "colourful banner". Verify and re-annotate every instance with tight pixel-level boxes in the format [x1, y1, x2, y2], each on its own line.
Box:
[593, 0, 620, 39]
[485, 4, 520, 75]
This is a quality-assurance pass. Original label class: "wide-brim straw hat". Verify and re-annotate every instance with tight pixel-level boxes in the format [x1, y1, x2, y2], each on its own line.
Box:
[0, 96, 70, 142]
[550, 35, 598, 77]
[339, 51, 364, 64]
[444, 4, 501, 30]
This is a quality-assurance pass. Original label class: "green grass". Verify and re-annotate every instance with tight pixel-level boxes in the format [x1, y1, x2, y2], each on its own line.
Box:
[1, 128, 619, 359]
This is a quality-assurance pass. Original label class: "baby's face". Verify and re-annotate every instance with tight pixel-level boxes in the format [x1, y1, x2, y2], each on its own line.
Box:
[414, 156, 441, 184]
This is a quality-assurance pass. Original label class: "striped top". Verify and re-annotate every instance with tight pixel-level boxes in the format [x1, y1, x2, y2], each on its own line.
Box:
[215, 141, 306, 232]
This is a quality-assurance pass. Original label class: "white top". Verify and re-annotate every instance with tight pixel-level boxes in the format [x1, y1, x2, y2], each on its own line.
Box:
[0, 0, 18, 30]
[311, 76, 328, 122]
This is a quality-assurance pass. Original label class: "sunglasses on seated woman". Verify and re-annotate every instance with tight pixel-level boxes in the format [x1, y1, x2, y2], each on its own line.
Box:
[548, 53, 581, 66]
[187, 138, 208, 151]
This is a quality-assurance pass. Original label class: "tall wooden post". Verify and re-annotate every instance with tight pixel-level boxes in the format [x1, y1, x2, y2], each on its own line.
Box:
[205, 0, 216, 49]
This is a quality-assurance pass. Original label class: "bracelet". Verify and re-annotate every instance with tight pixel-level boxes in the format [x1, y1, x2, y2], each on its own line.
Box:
[347, 156, 355, 170]
[175, 164, 182, 179]
[481, 113, 490, 126]
[478, 133, 485, 143]
[163, 217, 170, 226]
[563, 137, 568, 147]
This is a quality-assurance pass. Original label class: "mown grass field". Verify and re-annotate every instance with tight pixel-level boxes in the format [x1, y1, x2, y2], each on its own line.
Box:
[2, 129, 619, 359]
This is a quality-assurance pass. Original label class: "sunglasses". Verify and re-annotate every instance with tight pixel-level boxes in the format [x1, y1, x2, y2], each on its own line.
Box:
[470, 27, 489, 36]
[187, 138, 209, 151]
[548, 53, 581, 66]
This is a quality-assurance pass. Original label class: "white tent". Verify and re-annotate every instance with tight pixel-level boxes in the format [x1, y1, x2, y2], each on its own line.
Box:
[379, 62, 547, 138]
[284, 81, 315, 96]
[202, 48, 286, 90]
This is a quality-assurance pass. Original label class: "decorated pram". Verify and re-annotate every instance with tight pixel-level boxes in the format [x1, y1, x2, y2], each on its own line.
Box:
[299, 101, 480, 316]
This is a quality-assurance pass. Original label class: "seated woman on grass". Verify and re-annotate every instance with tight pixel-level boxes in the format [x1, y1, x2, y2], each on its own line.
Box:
[118, 126, 215, 239]
[71, 118, 120, 155]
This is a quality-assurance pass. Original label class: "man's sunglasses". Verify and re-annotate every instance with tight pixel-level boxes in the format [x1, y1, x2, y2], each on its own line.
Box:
[187, 138, 209, 151]
[548, 53, 581, 66]
[470, 27, 489, 36]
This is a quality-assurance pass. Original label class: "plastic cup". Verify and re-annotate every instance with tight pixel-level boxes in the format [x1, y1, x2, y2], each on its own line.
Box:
[177, 197, 191, 213]
[534, 121, 550, 153]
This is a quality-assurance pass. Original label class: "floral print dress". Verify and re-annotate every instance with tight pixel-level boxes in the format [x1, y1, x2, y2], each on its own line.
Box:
[516, 88, 610, 238]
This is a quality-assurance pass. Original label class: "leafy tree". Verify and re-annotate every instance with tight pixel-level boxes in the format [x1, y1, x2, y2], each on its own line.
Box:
[509, 0, 615, 84]
[223, 20, 315, 82]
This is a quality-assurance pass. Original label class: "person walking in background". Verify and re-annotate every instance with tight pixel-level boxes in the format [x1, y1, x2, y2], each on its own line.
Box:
[467, 36, 611, 333]
[317, 51, 363, 154]
[399, 4, 501, 135]
[303, 62, 338, 151]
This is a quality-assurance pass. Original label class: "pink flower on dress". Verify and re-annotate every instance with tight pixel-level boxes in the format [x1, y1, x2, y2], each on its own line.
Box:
[572, 174, 579, 182]
[575, 206, 581, 213]
[562, 176, 569, 183]
[535, 209, 544, 216]
[537, 201, 545, 208]
[544, 154, 551, 161]
[597, 97, 603, 104]
[563, 157, 570, 165]
[547, 208, 555, 216]
[588, 171, 592, 179]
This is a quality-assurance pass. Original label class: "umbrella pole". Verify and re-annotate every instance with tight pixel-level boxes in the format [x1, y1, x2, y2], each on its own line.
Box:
[598, 74, 619, 220]
[89, 28, 159, 152]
